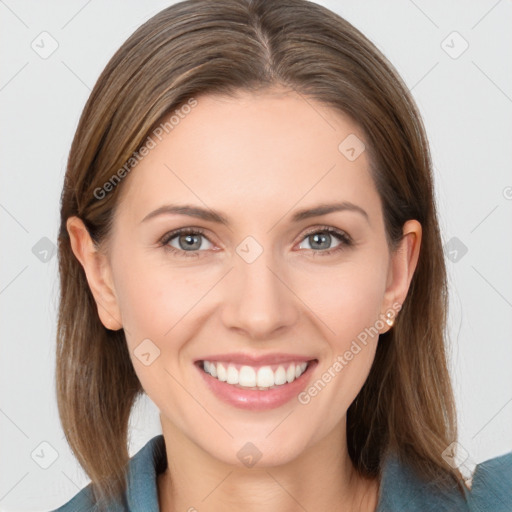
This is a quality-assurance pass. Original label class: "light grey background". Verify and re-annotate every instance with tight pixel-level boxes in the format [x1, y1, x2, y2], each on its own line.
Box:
[1, 1, 511, 510]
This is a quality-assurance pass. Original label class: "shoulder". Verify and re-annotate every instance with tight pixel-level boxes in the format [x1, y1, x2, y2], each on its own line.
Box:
[376, 451, 468, 512]
[50, 435, 166, 512]
[50, 484, 107, 512]
[465, 450, 512, 511]
[376, 450, 512, 512]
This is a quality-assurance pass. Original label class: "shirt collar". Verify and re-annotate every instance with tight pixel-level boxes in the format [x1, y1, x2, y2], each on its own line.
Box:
[375, 450, 468, 511]
[125, 434, 167, 512]
[125, 434, 501, 512]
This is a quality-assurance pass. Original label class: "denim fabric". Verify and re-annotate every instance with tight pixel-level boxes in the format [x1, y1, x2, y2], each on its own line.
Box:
[52, 435, 512, 511]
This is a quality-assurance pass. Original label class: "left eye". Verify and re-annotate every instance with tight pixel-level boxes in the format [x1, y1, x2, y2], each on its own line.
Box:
[297, 228, 351, 253]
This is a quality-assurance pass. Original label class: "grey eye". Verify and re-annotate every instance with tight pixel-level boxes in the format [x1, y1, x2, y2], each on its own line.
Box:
[168, 232, 212, 252]
[299, 231, 342, 251]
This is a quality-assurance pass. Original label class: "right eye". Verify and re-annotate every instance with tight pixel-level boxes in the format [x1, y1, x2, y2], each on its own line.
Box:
[159, 228, 215, 258]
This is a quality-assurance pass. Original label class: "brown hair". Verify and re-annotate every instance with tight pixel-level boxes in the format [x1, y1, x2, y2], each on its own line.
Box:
[57, 0, 464, 506]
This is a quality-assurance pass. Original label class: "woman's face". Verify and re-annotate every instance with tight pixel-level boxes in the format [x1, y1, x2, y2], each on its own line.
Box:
[80, 87, 419, 467]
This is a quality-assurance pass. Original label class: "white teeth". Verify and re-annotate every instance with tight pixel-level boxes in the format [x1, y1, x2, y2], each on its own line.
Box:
[227, 365, 239, 384]
[201, 360, 310, 389]
[239, 366, 256, 387]
[274, 365, 287, 385]
[217, 362, 227, 382]
[257, 366, 275, 387]
[286, 364, 295, 383]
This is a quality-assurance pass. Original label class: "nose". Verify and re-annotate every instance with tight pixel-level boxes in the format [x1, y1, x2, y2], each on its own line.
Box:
[220, 245, 299, 339]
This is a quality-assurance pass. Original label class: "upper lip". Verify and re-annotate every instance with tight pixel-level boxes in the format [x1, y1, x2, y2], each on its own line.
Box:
[195, 352, 317, 366]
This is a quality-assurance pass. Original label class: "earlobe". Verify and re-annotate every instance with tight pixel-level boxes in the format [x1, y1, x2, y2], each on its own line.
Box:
[379, 220, 422, 333]
[66, 216, 123, 331]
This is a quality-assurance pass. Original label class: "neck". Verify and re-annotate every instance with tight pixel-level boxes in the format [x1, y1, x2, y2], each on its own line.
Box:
[157, 416, 379, 512]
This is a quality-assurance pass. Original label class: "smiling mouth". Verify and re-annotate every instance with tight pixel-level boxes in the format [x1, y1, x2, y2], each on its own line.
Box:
[196, 359, 317, 391]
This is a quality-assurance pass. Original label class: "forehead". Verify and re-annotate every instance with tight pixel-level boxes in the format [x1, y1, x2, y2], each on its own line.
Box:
[116, 88, 380, 226]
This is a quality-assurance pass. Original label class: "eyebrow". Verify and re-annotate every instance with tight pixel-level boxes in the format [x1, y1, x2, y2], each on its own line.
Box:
[141, 201, 369, 225]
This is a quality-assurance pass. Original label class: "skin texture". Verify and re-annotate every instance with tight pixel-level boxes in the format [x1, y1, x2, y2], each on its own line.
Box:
[67, 87, 421, 512]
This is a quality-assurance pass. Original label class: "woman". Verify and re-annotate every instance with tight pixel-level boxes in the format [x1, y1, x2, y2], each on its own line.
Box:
[53, 0, 512, 511]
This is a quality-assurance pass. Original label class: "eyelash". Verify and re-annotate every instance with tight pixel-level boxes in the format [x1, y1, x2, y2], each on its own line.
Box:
[158, 226, 353, 259]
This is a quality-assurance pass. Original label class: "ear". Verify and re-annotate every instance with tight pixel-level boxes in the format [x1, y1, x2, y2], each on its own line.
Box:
[379, 219, 422, 333]
[66, 216, 123, 331]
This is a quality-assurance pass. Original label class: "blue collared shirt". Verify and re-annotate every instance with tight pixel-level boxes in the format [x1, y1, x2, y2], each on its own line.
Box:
[52, 435, 512, 511]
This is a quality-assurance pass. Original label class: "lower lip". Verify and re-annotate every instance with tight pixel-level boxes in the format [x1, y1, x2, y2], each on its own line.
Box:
[195, 360, 318, 411]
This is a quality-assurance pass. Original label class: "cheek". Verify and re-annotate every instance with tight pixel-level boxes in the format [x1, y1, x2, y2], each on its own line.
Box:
[300, 256, 388, 343]
[295, 256, 387, 407]
[111, 252, 210, 407]
[113, 251, 207, 342]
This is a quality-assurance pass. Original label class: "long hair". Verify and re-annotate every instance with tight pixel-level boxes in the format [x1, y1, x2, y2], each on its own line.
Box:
[56, 0, 463, 505]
